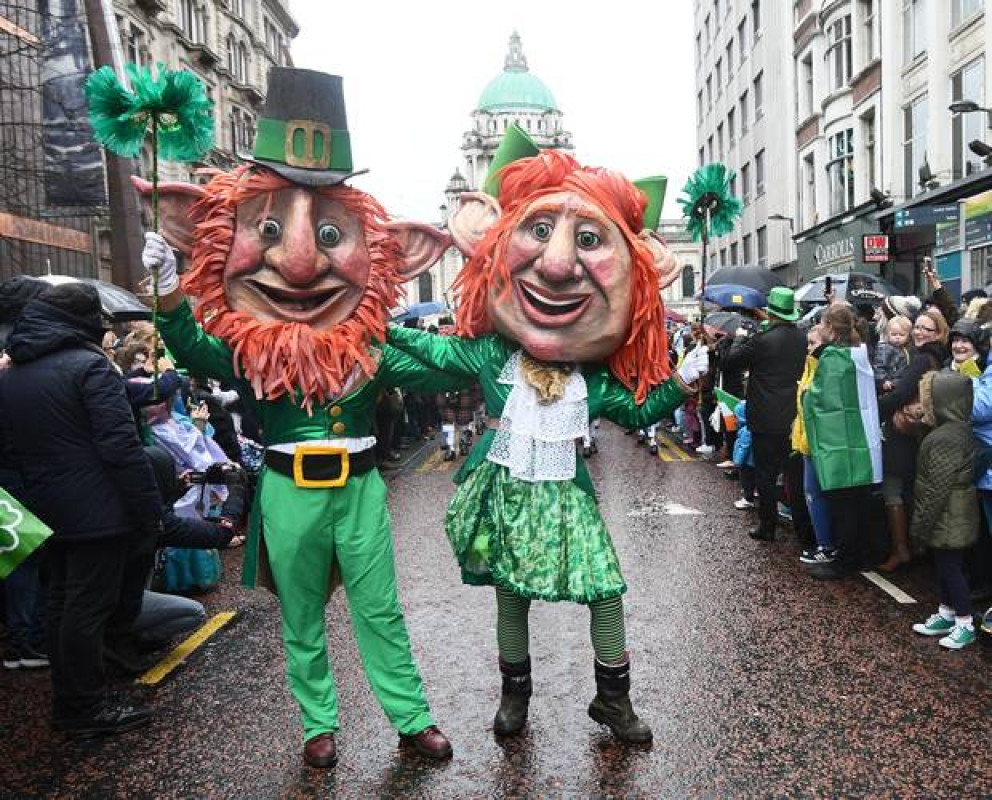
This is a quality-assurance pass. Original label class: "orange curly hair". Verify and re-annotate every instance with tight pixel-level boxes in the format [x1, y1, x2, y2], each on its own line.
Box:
[453, 150, 669, 403]
[180, 166, 402, 411]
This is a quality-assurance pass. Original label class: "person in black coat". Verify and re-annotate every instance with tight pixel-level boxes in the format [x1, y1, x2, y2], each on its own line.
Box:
[0, 283, 162, 737]
[722, 288, 808, 541]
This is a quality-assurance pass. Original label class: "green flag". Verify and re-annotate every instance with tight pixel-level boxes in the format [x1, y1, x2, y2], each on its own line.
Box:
[714, 386, 742, 410]
[0, 488, 52, 579]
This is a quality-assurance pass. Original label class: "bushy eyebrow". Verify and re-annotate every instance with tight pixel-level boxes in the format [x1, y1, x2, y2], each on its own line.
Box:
[522, 200, 612, 228]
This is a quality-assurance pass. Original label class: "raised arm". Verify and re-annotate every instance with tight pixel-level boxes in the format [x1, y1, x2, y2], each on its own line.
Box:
[157, 298, 240, 384]
[380, 344, 473, 393]
[386, 326, 488, 377]
[598, 374, 692, 430]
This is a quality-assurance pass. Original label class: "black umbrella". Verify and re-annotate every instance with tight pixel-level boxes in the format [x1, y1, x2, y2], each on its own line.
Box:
[794, 272, 901, 305]
[706, 265, 785, 293]
[37, 275, 152, 321]
[703, 311, 758, 336]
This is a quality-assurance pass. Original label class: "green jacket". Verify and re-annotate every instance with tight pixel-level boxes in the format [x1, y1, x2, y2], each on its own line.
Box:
[387, 326, 690, 497]
[158, 300, 467, 587]
[911, 371, 979, 550]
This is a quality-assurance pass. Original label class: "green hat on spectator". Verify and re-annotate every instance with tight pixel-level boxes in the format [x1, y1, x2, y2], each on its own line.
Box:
[765, 287, 799, 322]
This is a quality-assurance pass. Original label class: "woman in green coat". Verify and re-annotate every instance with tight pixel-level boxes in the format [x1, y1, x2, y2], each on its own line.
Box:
[389, 145, 709, 743]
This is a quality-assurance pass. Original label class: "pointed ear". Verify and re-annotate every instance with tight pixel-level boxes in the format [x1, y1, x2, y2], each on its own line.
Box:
[131, 176, 208, 257]
[385, 222, 452, 281]
[449, 192, 501, 257]
[640, 230, 682, 291]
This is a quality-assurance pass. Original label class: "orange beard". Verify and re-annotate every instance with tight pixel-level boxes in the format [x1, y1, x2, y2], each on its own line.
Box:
[181, 168, 401, 412]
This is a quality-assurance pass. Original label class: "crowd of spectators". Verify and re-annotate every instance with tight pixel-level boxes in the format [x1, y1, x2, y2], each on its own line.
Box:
[660, 266, 992, 651]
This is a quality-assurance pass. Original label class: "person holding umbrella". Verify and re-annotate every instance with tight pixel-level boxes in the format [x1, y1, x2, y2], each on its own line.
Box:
[723, 287, 807, 541]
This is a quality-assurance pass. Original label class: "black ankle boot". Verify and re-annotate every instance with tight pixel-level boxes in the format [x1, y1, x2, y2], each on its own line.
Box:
[588, 655, 652, 743]
[493, 657, 531, 736]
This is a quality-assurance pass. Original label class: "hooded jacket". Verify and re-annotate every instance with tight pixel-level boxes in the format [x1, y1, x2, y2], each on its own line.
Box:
[911, 371, 979, 550]
[0, 299, 162, 541]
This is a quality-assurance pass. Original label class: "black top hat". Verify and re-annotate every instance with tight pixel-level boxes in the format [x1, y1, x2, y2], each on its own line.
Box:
[242, 68, 367, 187]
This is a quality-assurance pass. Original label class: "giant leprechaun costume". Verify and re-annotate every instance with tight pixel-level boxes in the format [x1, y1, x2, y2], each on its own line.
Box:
[387, 125, 711, 743]
[137, 68, 461, 768]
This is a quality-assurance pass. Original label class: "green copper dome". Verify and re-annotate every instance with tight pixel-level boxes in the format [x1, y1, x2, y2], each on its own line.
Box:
[477, 32, 558, 113]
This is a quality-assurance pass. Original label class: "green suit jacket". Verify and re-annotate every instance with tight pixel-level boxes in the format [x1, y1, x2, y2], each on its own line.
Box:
[158, 300, 466, 586]
[387, 327, 691, 498]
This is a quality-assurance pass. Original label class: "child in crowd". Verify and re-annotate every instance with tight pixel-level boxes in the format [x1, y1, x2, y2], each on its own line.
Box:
[731, 400, 756, 510]
[911, 371, 980, 650]
[873, 314, 912, 394]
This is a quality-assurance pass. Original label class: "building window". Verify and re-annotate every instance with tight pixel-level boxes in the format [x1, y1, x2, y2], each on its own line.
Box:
[726, 41, 733, 81]
[230, 106, 255, 153]
[740, 90, 749, 133]
[696, 33, 702, 65]
[753, 72, 764, 119]
[705, 15, 711, 48]
[827, 15, 852, 91]
[827, 129, 855, 216]
[717, 123, 724, 160]
[730, 173, 738, 198]
[699, 146, 705, 167]
[715, 0, 721, 23]
[720, 248, 728, 267]
[800, 52, 814, 119]
[231, 0, 246, 17]
[728, 108, 736, 145]
[178, 0, 206, 42]
[755, 149, 765, 196]
[681, 265, 695, 297]
[697, 90, 704, 122]
[952, 57, 986, 179]
[858, 0, 877, 65]
[971, 245, 992, 289]
[730, 241, 739, 264]
[708, 135, 714, 162]
[952, 0, 983, 27]
[716, 58, 723, 96]
[743, 233, 753, 265]
[861, 110, 877, 191]
[741, 162, 751, 205]
[751, 0, 761, 37]
[803, 153, 816, 229]
[757, 226, 767, 267]
[706, 75, 712, 110]
[738, 19, 747, 65]
[904, 95, 928, 196]
[903, 0, 926, 64]
[418, 272, 434, 304]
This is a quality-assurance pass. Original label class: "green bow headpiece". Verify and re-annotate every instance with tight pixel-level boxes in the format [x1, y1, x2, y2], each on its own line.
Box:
[482, 124, 667, 230]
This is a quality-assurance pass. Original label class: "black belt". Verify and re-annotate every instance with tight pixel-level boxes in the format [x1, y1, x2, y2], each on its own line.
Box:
[265, 446, 376, 488]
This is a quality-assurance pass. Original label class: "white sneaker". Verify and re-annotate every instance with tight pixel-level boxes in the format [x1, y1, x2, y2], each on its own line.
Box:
[695, 444, 715, 455]
[733, 497, 756, 510]
[716, 459, 736, 469]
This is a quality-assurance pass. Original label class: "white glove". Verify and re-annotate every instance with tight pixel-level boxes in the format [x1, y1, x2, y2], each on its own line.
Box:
[142, 232, 180, 294]
[677, 344, 709, 386]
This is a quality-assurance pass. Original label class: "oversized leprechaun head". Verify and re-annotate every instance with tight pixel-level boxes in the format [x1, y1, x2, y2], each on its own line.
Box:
[134, 69, 449, 406]
[449, 126, 681, 402]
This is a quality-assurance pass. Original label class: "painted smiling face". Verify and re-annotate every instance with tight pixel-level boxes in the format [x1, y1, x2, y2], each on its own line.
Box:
[224, 186, 370, 331]
[490, 191, 633, 363]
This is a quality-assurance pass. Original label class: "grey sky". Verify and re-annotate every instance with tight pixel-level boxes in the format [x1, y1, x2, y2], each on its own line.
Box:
[291, 1, 696, 225]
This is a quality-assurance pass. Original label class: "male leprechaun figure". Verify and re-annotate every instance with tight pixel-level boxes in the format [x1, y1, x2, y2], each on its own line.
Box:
[386, 125, 710, 743]
[137, 68, 458, 768]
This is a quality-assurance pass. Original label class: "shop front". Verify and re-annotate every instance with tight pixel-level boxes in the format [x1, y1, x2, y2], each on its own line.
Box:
[794, 201, 894, 286]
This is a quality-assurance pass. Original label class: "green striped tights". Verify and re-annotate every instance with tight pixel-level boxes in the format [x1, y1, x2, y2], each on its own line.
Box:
[495, 585, 626, 665]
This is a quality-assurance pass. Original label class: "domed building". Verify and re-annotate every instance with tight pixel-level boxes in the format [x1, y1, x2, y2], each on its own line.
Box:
[461, 31, 573, 192]
[409, 33, 574, 310]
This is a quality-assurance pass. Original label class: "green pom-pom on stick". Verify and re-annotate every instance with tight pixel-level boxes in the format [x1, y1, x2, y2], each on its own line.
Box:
[678, 163, 743, 242]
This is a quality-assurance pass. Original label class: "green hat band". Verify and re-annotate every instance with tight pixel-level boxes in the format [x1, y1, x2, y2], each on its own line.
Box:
[254, 118, 353, 171]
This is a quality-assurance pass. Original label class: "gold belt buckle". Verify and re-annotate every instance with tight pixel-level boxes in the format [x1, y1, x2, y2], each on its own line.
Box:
[292, 445, 350, 488]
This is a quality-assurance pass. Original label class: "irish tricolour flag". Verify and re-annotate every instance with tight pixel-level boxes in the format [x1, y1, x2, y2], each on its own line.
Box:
[803, 344, 883, 491]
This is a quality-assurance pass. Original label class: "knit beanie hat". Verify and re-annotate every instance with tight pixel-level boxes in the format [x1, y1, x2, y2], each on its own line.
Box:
[38, 283, 105, 335]
[882, 295, 922, 320]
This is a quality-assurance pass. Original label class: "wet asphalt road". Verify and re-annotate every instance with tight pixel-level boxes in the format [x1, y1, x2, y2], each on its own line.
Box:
[3, 422, 991, 799]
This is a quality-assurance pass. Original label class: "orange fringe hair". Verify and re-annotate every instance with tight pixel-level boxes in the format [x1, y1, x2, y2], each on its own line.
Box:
[180, 166, 402, 410]
[453, 150, 670, 404]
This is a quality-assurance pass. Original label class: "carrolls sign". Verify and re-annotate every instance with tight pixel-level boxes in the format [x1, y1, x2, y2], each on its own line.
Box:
[814, 236, 855, 269]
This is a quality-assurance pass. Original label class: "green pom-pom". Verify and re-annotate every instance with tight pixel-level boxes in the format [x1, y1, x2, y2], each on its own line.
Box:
[678, 163, 743, 242]
[85, 66, 148, 157]
[85, 63, 214, 162]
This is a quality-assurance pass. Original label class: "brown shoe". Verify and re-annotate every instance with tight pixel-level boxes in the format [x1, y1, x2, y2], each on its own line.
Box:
[303, 732, 337, 768]
[398, 725, 453, 760]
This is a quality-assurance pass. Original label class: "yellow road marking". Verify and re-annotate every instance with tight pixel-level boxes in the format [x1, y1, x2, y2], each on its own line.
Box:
[416, 450, 444, 473]
[136, 611, 236, 686]
[657, 433, 693, 462]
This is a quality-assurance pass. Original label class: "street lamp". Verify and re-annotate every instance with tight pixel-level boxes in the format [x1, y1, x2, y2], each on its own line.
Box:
[949, 99, 992, 127]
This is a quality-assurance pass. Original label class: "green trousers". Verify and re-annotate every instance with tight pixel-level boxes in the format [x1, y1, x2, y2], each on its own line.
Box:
[260, 468, 434, 741]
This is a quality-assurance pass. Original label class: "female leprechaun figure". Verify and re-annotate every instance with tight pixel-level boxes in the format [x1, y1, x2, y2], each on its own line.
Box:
[388, 125, 710, 743]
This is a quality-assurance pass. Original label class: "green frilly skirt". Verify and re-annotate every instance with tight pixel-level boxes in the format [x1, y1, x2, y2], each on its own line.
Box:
[445, 460, 626, 604]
